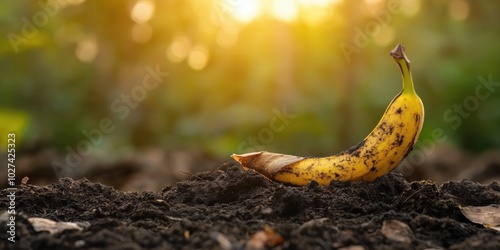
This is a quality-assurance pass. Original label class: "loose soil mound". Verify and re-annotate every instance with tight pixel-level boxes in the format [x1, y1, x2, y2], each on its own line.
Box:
[1, 166, 500, 249]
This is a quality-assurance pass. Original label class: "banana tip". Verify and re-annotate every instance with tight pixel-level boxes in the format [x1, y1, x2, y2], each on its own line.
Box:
[231, 152, 263, 163]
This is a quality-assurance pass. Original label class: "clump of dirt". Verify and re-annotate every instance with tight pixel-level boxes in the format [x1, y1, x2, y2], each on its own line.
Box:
[1, 166, 500, 249]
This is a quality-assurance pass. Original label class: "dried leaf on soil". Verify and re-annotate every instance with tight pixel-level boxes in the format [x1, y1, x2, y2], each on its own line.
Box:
[27, 217, 83, 234]
[380, 219, 415, 243]
[247, 226, 284, 249]
[460, 204, 500, 231]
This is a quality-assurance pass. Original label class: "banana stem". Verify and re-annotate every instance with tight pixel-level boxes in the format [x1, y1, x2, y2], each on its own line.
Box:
[390, 44, 416, 95]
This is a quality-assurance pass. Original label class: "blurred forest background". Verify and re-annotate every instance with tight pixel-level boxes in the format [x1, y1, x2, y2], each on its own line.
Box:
[1, 0, 500, 190]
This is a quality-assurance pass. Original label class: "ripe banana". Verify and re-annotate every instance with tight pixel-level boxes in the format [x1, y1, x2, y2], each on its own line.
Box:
[231, 44, 424, 186]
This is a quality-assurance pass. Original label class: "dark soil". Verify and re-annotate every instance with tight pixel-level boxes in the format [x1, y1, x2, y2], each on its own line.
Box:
[1, 165, 500, 249]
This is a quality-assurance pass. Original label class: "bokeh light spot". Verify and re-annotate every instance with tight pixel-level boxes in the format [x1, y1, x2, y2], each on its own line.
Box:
[75, 36, 98, 62]
[188, 45, 209, 70]
[374, 26, 395, 47]
[167, 36, 191, 63]
[131, 0, 155, 24]
[402, 0, 421, 17]
[448, 0, 470, 21]
[131, 23, 152, 44]
[298, 0, 339, 26]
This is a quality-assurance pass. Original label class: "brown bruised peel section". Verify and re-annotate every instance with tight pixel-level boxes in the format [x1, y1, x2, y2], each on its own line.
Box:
[414, 112, 421, 125]
[275, 161, 334, 186]
[390, 110, 422, 169]
[274, 164, 301, 178]
[392, 134, 405, 147]
[345, 139, 366, 157]
[317, 172, 329, 180]
[388, 125, 395, 134]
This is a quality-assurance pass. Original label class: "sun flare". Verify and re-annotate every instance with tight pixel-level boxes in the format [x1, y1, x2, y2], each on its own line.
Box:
[229, 0, 262, 23]
[222, 0, 342, 24]
[271, 0, 299, 22]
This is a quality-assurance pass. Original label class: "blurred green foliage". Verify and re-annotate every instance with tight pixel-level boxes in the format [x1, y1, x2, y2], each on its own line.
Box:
[1, 0, 499, 157]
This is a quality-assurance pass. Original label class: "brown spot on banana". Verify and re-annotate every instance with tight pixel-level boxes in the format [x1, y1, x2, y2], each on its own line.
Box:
[345, 139, 366, 157]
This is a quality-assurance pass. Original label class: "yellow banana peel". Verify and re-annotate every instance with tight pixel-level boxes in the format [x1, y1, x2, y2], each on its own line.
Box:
[232, 44, 424, 186]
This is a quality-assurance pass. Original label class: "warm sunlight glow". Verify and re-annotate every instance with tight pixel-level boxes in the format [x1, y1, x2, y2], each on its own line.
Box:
[297, 0, 343, 11]
[363, 0, 385, 16]
[229, 0, 262, 23]
[221, 0, 341, 25]
[66, 0, 86, 6]
[271, 0, 299, 22]
[131, 23, 152, 44]
[298, 0, 340, 26]
[374, 26, 395, 47]
[402, 0, 421, 17]
[363, 0, 383, 5]
[167, 36, 191, 63]
[448, 0, 470, 21]
[188, 45, 209, 70]
[216, 25, 239, 48]
[75, 36, 98, 62]
[131, 0, 155, 24]
[298, 0, 342, 6]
